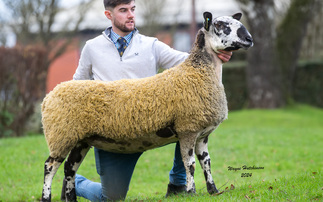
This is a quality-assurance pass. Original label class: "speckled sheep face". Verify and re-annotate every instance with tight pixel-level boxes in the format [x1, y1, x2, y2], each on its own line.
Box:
[203, 12, 253, 52]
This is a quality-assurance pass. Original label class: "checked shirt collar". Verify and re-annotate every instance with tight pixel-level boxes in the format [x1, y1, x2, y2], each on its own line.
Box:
[109, 29, 134, 50]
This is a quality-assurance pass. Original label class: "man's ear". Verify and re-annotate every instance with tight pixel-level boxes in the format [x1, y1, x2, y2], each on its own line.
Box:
[203, 12, 212, 31]
[104, 10, 113, 20]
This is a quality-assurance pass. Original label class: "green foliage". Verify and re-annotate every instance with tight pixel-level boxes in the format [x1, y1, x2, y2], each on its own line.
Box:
[222, 62, 247, 110]
[0, 105, 322, 201]
[0, 110, 14, 137]
[293, 60, 323, 108]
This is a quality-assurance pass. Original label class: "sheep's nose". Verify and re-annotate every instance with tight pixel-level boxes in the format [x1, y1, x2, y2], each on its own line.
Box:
[237, 26, 252, 43]
[246, 35, 253, 43]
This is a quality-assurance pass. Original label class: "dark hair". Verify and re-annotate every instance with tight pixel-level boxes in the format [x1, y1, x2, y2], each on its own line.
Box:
[103, 0, 134, 9]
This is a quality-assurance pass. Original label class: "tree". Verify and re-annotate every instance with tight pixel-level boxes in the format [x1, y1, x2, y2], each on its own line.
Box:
[137, 0, 185, 42]
[0, 46, 47, 137]
[2, 0, 93, 63]
[0, 0, 93, 136]
[237, 0, 283, 108]
[276, 0, 321, 103]
[137, 0, 167, 36]
[300, 5, 323, 60]
[236, 0, 321, 108]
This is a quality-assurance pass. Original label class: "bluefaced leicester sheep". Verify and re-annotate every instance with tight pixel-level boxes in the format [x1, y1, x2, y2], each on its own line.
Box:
[41, 12, 253, 202]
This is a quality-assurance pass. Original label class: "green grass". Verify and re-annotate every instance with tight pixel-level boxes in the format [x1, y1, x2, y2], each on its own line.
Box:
[0, 104, 322, 201]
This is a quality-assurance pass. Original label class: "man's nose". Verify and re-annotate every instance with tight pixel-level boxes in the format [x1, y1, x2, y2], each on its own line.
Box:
[128, 10, 135, 18]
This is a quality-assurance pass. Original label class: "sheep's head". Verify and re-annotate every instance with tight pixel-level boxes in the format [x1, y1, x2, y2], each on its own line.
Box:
[202, 12, 253, 52]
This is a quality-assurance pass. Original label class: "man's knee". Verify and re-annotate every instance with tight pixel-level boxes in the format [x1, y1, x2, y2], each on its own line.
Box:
[103, 187, 127, 201]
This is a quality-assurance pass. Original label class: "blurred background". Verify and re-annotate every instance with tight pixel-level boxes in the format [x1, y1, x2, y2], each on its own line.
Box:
[0, 0, 322, 137]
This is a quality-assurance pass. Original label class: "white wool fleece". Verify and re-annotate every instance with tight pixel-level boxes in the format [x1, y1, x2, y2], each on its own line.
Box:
[74, 27, 189, 81]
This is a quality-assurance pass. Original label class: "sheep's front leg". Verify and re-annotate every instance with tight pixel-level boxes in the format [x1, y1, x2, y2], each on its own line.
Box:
[195, 135, 218, 194]
[178, 133, 199, 193]
[61, 142, 90, 202]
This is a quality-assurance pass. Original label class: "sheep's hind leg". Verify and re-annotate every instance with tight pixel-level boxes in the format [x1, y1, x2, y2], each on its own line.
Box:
[178, 133, 199, 194]
[61, 142, 90, 202]
[42, 156, 65, 202]
[195, 134, 218, 194]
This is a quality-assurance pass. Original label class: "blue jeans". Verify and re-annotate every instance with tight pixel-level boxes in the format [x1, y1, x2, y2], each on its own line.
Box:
[75, 142, 186, 201]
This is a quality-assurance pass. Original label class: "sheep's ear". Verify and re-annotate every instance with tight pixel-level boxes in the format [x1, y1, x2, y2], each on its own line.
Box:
[196, 31, 205, 49]
[203, 12, 212, 31]
[232, 13, 242, 21]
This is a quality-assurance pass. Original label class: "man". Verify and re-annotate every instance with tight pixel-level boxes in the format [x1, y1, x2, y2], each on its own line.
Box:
[73, 0, 232, 201]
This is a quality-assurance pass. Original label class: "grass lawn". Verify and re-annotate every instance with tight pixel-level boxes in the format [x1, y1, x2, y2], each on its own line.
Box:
[0, 104, 322, 201]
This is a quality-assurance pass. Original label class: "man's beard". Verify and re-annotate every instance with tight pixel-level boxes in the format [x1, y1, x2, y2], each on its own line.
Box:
[114, 20, 135, 33]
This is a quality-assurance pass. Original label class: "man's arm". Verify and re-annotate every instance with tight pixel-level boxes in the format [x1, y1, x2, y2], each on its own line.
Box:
[153, 40, 189, 70]
[73, 43, 93, 80]
[154, 40, 232, 70]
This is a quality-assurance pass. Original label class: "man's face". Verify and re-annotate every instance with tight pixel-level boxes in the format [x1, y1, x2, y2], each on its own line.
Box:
[105, 1, 136, 36]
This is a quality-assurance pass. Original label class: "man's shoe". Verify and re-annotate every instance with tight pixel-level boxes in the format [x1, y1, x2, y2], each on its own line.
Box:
[165, 183, 187, 197]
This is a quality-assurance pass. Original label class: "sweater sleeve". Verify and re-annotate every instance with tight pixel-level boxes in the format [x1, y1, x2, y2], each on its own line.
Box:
[153, 40, 189, 70]
[73, 42, 93, 80]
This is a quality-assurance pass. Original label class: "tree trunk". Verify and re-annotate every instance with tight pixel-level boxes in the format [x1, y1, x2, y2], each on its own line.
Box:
[238, 0, 284, 108]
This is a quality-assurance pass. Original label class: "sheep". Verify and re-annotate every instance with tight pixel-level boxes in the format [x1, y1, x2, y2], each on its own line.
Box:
[41, 12, 253, 202]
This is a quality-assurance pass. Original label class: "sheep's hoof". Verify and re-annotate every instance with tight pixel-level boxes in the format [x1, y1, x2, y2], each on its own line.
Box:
[207, 182, 219, 194]
[187, 182, 196, 194]
[65, 191, 77, 202]
[187, 188, 196, 194]
[40, 197, 51, 202]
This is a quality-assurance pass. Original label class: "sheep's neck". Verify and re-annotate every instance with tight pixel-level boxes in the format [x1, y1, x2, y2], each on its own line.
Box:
[208, 49, 223, 85]
[188, 44, 223, 85]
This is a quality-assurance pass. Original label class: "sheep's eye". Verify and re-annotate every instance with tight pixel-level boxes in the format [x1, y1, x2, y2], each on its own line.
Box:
[214, 21, 231, 35]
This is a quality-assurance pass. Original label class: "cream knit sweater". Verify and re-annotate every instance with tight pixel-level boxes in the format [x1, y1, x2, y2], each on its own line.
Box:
[73, 27, 189, 81]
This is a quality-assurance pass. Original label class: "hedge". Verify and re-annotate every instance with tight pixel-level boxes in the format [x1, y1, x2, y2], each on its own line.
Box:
[223, 60, 323, 110]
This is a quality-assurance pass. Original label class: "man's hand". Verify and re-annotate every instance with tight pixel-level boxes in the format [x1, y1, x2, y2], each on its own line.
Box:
[217, 50, 232, 63]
